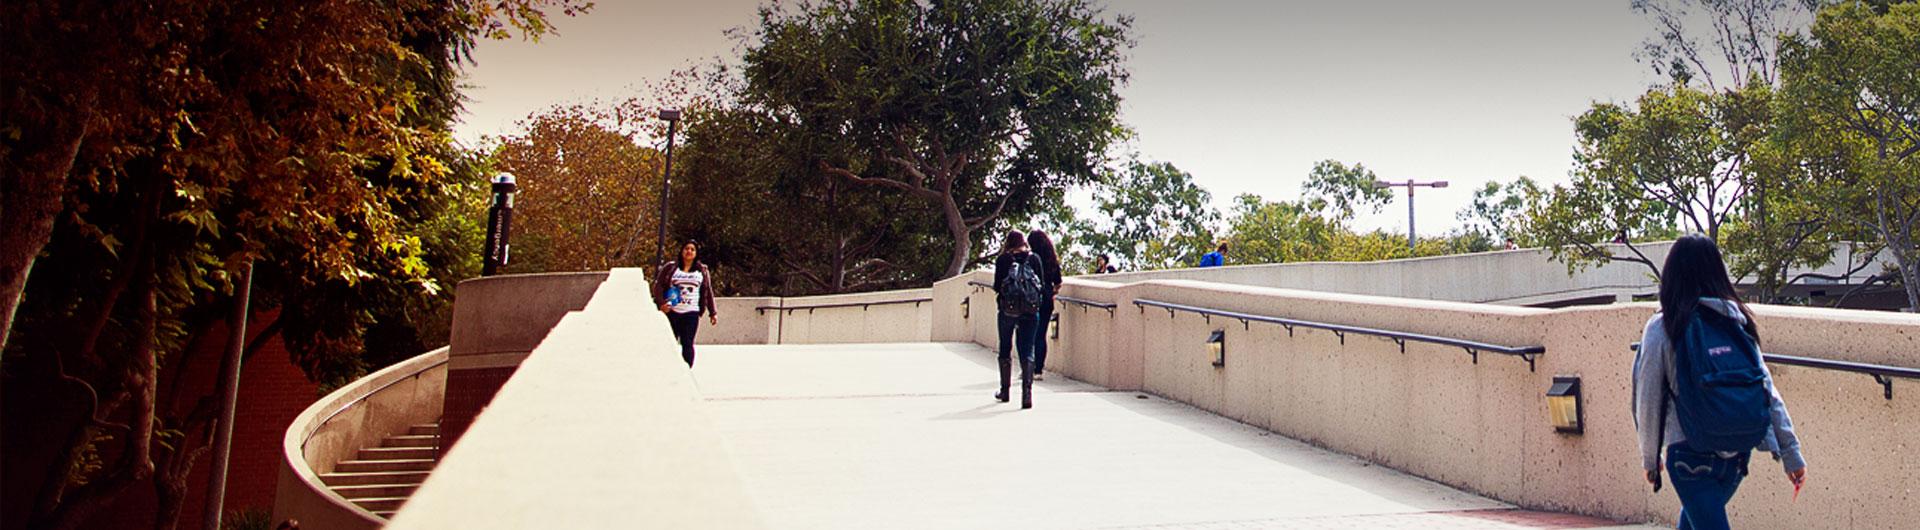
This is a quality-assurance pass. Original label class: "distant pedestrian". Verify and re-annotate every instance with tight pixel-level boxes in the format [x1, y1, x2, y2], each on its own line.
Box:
[1093, 254, 1119, 274]
[1633, 234, 1806, 530]
[993, 230, 1045, 409]
[653, 240, 718, 367]
[1504, 238, 1519, 250]
[1199, 242, 1229, 267]
[1028, 230, 1064, 381]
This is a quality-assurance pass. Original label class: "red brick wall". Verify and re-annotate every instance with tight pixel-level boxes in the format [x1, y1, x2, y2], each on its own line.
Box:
[82, 310, 320, 530]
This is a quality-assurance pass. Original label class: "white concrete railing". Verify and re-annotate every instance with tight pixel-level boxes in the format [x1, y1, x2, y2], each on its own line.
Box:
[273, 347, 449, 530]
[387, 269, 764, 528]
[705, 289, 934, 345]
[972, 272, 1920, 530]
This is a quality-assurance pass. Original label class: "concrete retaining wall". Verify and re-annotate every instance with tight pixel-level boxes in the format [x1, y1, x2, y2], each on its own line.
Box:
[1028, 279, 1918, 529]
[702, 289, 934, 345]
[273, 347, 449, 530]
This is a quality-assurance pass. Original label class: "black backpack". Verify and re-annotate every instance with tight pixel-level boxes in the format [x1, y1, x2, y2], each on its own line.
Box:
[998, 253, 1046, 316]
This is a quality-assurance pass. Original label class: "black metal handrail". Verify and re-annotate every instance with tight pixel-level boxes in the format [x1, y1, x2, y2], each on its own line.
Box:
[1631, 342, 1917, 400]
[967, 280, 1116, 314]
[1134, 298, 1547, 371]
[755, 297, 932, 314]
[1056, 295, 1117, 313]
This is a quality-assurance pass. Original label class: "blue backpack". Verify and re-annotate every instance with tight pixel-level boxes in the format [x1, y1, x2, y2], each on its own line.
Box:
[1667, 308, 1772, 453]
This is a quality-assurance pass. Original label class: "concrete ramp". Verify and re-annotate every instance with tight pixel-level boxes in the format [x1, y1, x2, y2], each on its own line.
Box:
[695, 343, 1656, 530]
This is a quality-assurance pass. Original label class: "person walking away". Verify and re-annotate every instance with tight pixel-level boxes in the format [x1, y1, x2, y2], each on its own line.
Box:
[1633, 234, 1806, 530]
[1199, 242, 1228, 267]
[653, 240, 718, 367]
[993, 230, 1046, 409]
[1093, 254, 1118, 274]
[1028, 230, 1064, 381]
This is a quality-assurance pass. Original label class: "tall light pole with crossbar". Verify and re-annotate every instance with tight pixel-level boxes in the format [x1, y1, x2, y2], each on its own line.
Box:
[1373, 179, 1449, 251]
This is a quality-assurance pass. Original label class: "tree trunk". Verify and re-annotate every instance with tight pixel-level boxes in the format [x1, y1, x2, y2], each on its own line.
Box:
[0, 113, 89, 357]
[940, 196, 971, 278]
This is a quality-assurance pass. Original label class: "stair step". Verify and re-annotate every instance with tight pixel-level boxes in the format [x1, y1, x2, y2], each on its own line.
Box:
[408, 424, 440, 436]
[332, 483, 421, 499]
[351, 496, 409, 512]
[334, 459, 435, 473]
[382, 435, 439, 448]
[320, 470, 432, 486]
[357, 446, 436, 461]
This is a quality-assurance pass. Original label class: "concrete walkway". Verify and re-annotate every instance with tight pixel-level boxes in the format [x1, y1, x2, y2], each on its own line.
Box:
[695, 343, 1658, 530]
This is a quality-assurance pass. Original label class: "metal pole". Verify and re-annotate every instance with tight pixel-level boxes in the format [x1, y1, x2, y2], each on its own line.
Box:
[201, 261, 253, 530]
[482, 174, 517, 276]
[1406, 181, 1416, 251]
[653, 113, 681, 267]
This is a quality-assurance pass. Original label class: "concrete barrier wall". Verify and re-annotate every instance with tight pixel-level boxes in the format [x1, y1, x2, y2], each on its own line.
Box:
[700, 289, 934, 345]
[389, 269, 764, 529]
[442, 272, 609, 455]
[273, 347, 449, 530]
[1079, 242, 1887, 306]
[1032, 279, 1919, 529]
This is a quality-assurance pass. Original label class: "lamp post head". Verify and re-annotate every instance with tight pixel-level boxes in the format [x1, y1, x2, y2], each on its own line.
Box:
[1430, 181, 1450, 188]
[659, 109, 682, 121]
[1373, 181, 1394, 188]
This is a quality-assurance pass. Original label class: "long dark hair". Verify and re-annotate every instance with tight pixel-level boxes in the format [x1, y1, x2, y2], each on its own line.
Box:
[678, 239, 701, 271]
[1028, 230, 1059, 270]
[1000, 230, 1028, 255]
[1659, 234, 1759, 343]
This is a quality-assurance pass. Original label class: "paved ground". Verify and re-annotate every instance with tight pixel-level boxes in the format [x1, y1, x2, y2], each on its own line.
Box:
[694, 343, 1659, 530]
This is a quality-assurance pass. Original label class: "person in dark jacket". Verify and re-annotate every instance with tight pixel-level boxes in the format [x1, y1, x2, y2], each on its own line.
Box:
[993, 230, 1044, 409]
[1027, 230, 1063, 381]
[652, 240, 718, 367]
[1093, 254, 1118, 274]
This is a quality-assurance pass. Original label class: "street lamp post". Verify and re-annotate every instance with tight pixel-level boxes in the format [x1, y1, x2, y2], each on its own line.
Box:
[1373, 179, 1449, 251]
[652, 109, 682, 267]
[482, 172, 517, 276]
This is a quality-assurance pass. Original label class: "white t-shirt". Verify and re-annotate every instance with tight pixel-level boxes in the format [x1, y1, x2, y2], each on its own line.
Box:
[667, 268, 703, 314]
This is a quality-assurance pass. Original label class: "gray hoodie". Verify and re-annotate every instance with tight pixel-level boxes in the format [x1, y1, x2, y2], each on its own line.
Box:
[1632, 298, 1806, 473]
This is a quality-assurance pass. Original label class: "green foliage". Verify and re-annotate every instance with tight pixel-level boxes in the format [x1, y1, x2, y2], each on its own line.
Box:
[1776, 0, 1920, 308]
[739, 0, 1133, 277]
[1456, 176, 1544, 247]
[1303, 160, 1393, 220]
[1080, 160, 1218, 270]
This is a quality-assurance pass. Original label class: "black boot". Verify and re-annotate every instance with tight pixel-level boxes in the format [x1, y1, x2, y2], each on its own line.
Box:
[995, 356, 1012, 402]
[1020, 360, 1034, 409]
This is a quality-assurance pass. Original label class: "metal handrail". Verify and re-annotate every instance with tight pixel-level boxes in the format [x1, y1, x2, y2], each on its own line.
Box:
[754, 297, 932, 314]
[1134, 298, 1546, 371]
[1631, 342, 1917, 400]
[968, 280, 1116, 314]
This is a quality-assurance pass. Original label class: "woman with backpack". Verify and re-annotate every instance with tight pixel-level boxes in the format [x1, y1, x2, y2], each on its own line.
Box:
[1027, 230, 1064, 381]
[653, 240, 718, 367]
[993, 230, 1045, 409]
[1633, 234, 1806, 530]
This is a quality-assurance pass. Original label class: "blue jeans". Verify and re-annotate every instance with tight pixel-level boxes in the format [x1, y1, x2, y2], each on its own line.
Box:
[1032, 300, 1054, 372]
[997, 312, 1040, 367]
[1668, 444, 1749, 530]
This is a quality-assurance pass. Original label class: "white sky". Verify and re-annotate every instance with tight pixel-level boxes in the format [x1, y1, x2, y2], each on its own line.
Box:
[455, 1, 1670, 236]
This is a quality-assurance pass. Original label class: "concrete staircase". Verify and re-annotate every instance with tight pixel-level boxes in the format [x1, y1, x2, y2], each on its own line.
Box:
[321, 423, 440, 519]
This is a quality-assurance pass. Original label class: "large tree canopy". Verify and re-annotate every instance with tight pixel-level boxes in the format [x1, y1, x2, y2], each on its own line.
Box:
[739, 0, 1133, 278]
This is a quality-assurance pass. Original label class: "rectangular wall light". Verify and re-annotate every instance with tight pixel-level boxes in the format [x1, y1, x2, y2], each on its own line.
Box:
[1547, 376, 1582, 434]
[1048, 313, 1060, 339]
[1207, 329, 1226, 367]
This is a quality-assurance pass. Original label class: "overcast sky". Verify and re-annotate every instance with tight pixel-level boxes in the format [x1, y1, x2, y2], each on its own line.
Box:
[455, 1, 1673, 236]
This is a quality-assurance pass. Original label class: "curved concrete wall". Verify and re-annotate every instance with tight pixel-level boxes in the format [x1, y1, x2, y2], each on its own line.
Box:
[273, 347, 449, 530]
[1033, 279, 1919, 529]
[443, 271, 609, 455]
[388, 268, 764, 528]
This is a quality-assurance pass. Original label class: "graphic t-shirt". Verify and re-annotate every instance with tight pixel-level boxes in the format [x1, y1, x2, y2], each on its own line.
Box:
[666, 268, 703, 314]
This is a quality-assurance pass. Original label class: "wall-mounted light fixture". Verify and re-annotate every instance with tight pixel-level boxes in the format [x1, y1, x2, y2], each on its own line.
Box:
[1048, 313, 1060, 339]
[1547, 376, 1583, 434]
[961, 298, 970, 319]
[1207, 329, 1226, 367]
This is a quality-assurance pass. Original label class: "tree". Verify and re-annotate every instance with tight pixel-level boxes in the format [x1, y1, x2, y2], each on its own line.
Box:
[1081, 160, 1218, 270]
[1632, 0, 1819, 90]
[1456, 176, 1544, 247]
[0, 2, 585, 528]
[739, 0, 1134, 278]
[1302, 160, 1393, 221]
[1529, 84, 1769, 277]
[1221, 195, 1335, 264]
[490, 104, 663, 273]
[1777, 1, 1920, 310]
